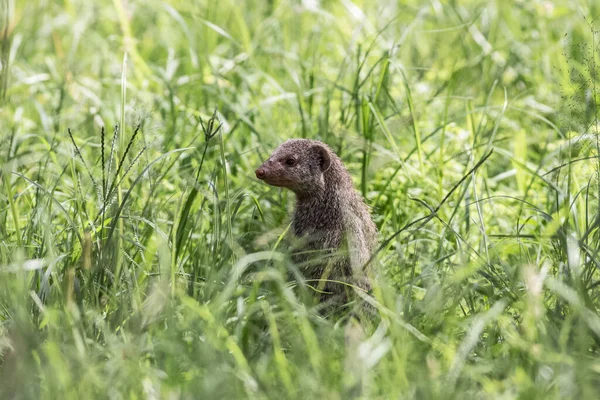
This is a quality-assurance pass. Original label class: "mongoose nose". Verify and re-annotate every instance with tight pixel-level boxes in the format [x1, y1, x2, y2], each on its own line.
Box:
[255, 168, 266, 179]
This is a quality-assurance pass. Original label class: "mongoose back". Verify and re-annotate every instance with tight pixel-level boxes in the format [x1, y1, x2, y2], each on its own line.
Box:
[255, 139, 377, 304]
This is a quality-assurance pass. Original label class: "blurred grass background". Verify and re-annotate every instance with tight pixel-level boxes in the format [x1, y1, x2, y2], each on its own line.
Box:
[1, 0, 600, 398]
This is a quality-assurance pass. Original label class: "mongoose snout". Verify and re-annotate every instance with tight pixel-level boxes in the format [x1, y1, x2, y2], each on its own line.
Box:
[254, 159, 294, 188]
[255, 167, 266, 179]
[256, 138, 377, 305]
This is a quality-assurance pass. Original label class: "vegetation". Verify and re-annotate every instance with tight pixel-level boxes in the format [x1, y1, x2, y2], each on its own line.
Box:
[2, 0, 600, 398]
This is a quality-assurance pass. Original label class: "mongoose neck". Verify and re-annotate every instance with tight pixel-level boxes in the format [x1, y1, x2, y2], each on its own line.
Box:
[295, 163, 351, 204]
[292, 165, 351, 235]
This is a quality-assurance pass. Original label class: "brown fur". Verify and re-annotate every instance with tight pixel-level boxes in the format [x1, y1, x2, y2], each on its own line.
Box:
[256, 139, 377, 304]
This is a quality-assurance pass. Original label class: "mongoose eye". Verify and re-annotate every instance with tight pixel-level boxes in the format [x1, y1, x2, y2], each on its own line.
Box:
[285, 158, 296, 166]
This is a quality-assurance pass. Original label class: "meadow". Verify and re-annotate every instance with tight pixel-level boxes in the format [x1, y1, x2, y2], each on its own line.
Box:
[2, 0, 600, 398]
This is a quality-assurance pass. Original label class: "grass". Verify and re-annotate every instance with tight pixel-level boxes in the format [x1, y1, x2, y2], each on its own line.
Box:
[1, 0, 600, 398]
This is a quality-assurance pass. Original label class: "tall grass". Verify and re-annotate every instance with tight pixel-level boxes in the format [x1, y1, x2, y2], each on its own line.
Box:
[1, 0, 600, 398]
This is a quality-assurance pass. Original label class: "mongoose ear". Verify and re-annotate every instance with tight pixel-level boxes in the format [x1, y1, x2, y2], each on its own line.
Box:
[312, 144, 331, 173]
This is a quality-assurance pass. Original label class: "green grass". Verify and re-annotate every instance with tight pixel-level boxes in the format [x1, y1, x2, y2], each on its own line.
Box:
[2, 0, 600, 398]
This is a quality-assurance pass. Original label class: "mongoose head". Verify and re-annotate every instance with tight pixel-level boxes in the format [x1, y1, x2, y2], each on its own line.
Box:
[256, 139, 332, 195]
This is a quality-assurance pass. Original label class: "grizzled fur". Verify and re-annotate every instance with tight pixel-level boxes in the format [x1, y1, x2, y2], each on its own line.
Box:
[256, 139, 377, 304]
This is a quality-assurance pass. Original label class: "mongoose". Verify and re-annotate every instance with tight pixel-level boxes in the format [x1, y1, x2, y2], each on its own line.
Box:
[255, 139, 377, 305]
